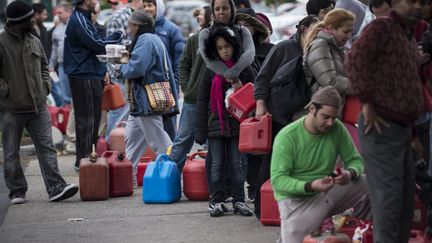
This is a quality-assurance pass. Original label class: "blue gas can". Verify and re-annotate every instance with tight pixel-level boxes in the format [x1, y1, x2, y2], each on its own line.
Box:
[142, 154, 181, 203]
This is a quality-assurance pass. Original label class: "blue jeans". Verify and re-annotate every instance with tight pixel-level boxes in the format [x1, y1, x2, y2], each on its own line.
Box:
[169, 103, 196, 173]
[51, 80, 63, 107]
[2, 106, 67, 199]
[207, 137, 245, 204]
[58, 65, 71, 105]
[106, 78, 130, 142]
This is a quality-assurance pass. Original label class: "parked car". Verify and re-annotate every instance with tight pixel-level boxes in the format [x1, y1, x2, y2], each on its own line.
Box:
[165, 0, 208, 37]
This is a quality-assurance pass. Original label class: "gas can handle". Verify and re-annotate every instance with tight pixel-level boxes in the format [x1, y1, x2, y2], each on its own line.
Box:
[188, 151, 207, 160]
[115, 121, 127, 128]
[155, 154, 169, 172]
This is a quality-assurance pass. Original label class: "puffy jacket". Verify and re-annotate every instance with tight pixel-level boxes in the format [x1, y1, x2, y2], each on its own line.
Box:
[0, 26, 50, 112]
[195, 66, 256, 144]
[64, 7, 122, 80]
[154, 0, 185, 86]
[118, 33, 179, 117]
[303, 31, 351, 97]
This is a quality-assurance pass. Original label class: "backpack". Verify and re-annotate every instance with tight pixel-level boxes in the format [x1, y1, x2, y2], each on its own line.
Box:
[269, 55, 315, 118]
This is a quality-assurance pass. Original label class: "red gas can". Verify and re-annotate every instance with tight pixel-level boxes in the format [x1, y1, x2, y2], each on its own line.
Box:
[260, 179, 280, 226]
[303, 231, 351, 243]
[413, 193, 427, 232]
[343, 122, 361, 152]
[109, 121, 126, 153]
[48, 105, 70, 134]
[101, 151, 134, 197]
[96, 136, 109, 157]
[227, 82, 256, 122]
[137, 156, 151, 186]
[409, 230, 426, 243]
[143, 147, 157, 160]
[342, 96, 361, 125]
[79, 147, 109, 201]
[239, 114, 272, 154]
[183, 151, 209, 201]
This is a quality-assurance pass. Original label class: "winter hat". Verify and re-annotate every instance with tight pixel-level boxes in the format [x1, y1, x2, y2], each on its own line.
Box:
[256, 12, 273, 34]
[235, 8, 269, 43]
[129, 10, 155, 27]
[307, 86, 342, 109]
[6, 0, 34, 25]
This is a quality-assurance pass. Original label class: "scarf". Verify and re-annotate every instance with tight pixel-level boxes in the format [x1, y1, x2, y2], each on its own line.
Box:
[210, 59, 235, 134]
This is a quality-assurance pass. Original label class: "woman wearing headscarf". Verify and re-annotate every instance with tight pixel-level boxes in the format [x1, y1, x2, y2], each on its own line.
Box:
[115, 11, 179, 185]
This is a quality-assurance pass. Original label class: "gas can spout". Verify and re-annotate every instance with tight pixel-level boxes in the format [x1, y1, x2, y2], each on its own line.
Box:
[90, 144, 97, 163]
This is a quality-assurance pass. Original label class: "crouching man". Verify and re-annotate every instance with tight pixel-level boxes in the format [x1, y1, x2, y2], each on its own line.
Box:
[271, 86, 371, 243]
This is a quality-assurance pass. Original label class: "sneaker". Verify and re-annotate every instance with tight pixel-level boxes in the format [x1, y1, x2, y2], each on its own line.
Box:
[50, 184, 79, 202]
[210, 202, 226, 217]
[65, 142, 76, 154]
[233, 202, 253, 216]
[209, 201, 228, 213]
[11, 197, 26, 205]
[224, 196, 233, 203]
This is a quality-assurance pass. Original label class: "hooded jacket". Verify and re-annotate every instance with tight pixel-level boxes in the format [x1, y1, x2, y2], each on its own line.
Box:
[198, 0, 255, 80]
[303, 30, 351, 97]
[154, 0, 185, 87]
[118, 33, 179, 117]
[64, 7, 122, 80]
[0, 26, 50, 112]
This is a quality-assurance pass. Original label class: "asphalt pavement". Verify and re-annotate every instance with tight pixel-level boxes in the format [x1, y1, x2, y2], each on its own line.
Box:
[0, 154, 280, 243]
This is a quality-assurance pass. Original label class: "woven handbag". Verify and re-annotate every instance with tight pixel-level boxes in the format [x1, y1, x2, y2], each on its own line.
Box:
[144, 45, 176, 112]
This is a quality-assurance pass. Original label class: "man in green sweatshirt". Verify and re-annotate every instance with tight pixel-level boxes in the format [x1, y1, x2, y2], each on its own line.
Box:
[271, 86, 370, 243]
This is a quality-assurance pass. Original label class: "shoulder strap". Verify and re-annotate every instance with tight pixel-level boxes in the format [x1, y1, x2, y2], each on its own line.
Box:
[160, 44, 170, 80]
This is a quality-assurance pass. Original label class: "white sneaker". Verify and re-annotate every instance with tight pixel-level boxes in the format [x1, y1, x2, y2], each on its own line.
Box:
[49, 184, 79, 202]
[65, 142, 76, 154]
[11, 197, 26, 205]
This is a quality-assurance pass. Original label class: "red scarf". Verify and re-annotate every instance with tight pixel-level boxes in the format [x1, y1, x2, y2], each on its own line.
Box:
[210, 59, 235, 133]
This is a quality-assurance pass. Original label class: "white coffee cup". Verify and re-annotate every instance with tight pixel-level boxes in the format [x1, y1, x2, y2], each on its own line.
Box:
[106, 45, 126, 58]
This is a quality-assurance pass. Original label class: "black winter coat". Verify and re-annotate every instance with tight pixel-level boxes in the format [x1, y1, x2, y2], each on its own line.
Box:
[195, 66, 256, 144]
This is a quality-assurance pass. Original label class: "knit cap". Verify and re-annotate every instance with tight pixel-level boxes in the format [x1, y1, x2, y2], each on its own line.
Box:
[307, 86, 342, 109]
[6, 0, 34, 25]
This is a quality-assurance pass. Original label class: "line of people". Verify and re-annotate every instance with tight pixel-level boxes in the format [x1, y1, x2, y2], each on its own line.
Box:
[2, 0, 432, 243]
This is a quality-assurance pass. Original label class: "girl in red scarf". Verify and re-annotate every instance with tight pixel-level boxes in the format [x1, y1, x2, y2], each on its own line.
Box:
[195, 26, 256, 217]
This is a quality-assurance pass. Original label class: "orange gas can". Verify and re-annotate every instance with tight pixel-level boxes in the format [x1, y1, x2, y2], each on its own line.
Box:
[101, 82, 126, 111]
[239, 114, 272, 154]
[183, 152, 209, 201]
[227, 82, 256, 122]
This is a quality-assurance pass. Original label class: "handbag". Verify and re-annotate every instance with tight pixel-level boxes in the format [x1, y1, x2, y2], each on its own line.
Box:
[144, 45, 176, 113]
[101, 82, 126, 111]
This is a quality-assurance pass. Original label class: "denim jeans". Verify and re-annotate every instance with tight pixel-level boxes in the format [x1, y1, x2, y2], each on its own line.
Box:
[207, 137, 245, 204]
[169, 103, 196, 173]
[51, 80, 63, 107]
[105, 78, 129, 142]
[58, 65, 72, 106]
[2, 106, 67, 199]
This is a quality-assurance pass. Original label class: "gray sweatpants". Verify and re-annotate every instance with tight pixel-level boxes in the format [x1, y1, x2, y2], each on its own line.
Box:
[278, 175, 371, 243]
[358, 115, 415, 243]
[125, 115, 172, 175]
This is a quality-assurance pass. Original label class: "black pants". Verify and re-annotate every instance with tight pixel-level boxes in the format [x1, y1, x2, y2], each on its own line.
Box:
[69, 77, 103, 167]
[254, 121, 285, 217]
